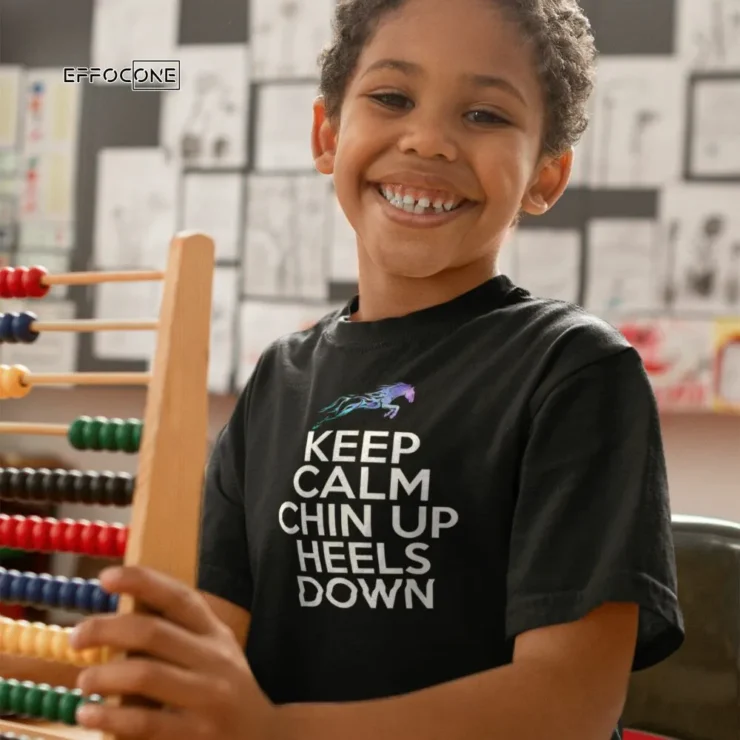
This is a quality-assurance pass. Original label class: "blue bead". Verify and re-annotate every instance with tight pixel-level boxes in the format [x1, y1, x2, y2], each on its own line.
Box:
[108, 592, 119, 612]
[75, 580, 95, 611]
[0, 569, 19, 600]
[26, 573, 50, 603]
[41, 576, 64, 607]
[0, 313, 18, 344]
[9, 572, 31, 603]
[11, 312, 39, 344]
[58, 577, 83, 609]
[90, 585, 108, 613]
[0, 568, 8, 599]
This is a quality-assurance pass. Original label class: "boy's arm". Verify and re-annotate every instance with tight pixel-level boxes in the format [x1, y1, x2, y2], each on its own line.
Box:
[274, 601, 637, 740]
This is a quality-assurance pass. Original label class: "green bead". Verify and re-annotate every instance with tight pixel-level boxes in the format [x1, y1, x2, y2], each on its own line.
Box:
[67, 416, 90, 450]
[59, 687, 83, 725]
[0, 677, 15, 711]
[116, 418, 143, 453]
[8, 680, 30, 714]
[130, 419, 143, 451]
[22, 681, 46, 717]
[41, 686, 63, 721]
[100, 417, 123, 450]
[83, 416, 107, 451]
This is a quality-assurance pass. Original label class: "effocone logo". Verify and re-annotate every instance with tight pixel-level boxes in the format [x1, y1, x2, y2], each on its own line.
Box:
[63, 61, 180, 91]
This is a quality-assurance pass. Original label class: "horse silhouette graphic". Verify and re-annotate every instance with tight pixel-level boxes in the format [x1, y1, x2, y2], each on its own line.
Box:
[312, 382, 416, 430]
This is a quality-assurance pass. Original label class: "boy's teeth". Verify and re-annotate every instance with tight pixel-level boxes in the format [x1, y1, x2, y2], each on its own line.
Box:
[378, 186, 464, 215]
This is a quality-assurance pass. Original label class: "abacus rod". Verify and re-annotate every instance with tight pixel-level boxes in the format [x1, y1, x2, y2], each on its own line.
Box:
[27, 372, 151, 387]
[32, 319, 159, 333]
[42, 269, 165, 286]
[0, 422, 68, 435]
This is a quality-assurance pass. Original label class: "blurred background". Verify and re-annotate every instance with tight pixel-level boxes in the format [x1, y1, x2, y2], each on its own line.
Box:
[0, 1, 739, 738]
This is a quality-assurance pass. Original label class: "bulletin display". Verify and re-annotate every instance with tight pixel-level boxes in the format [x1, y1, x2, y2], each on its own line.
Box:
[0, 0, 739, 413]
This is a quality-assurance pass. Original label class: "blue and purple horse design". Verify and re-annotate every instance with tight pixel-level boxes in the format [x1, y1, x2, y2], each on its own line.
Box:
[312, 382, 416, 430]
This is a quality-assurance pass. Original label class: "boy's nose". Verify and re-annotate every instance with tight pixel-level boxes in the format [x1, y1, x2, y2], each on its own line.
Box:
[396, 116, 458, 162]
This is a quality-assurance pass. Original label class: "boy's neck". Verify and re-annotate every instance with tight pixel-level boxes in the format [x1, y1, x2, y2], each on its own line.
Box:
[350, 253, 497, 322]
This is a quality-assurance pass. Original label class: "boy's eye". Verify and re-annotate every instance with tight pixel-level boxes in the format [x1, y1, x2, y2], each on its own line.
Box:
[466, 109, 509, 125]
[369, 92, 413, 109]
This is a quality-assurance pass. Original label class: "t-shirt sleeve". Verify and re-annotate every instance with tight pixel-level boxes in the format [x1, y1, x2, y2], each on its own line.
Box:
[197, 389, 253, 612]
[506, 345, 685, 671]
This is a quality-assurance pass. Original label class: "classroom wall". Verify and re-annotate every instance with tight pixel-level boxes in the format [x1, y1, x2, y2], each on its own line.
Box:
[3, 388, 739, 524]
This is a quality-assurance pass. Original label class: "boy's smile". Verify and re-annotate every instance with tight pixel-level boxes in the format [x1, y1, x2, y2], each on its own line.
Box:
[312, 0, 572, 318]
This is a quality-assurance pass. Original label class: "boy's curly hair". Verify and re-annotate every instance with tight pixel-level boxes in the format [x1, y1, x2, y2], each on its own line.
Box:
[318, 0, 597, 156]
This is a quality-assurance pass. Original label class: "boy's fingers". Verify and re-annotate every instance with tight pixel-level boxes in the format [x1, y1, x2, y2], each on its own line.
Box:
[77, 702, 212, 739]
[77, 658, 218, 714]
[99, 566, 216, 635]
[71, 612, 220, 670]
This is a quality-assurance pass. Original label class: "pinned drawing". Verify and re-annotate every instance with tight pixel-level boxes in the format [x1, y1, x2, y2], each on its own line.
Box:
[160, 46, 249, 169]
[91, 0, 178, 70]
[585, 220, 660, 315]
[250, 0, 335, 79]
[93, 148, 177, 269]
[678, 0, 740, 70]
[243, 174, 332, 300]
[660, 184, 740, 313]
[588, 58, 685, 188]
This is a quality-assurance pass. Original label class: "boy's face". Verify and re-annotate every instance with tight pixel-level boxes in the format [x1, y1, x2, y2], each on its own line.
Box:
[313, 0, 571, 281]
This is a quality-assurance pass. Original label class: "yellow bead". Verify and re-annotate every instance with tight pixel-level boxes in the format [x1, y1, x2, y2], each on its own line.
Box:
[4, 619, 25, 654]
[35, 624, 54, 659]
[0, 616, 9, 650]
[49, 625, 69, 661]
[8, 364, 31, 398]
[18, 621, 41, 657]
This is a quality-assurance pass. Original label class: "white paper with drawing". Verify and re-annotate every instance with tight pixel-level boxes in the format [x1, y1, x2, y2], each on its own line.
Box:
[238, 300, 341, 387]
[689, 78, 740, 176]
[254, 84, 316, 171]
[585, 219, 660, 314]
[509, 229, 581, 303]
[677, 0, 740, 70]
[243, 174, 332, 300]
[91, 0, 178, 70]
[250, 0, 334, 80]
[18, 69, 81, 249]
[161, 46, 249, 169]
[660, 184, 740, 314]
[208, 267, 238, 394]
[587, 57, 686, 188]
[182, 172, 244, 261]
[93, 280, 163, 362]
[0, 66, 23, 149]
[93, 148, 177, 269]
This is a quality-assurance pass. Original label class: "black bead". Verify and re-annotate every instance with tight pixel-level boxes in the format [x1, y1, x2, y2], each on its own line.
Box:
[9, 468, 29, 502]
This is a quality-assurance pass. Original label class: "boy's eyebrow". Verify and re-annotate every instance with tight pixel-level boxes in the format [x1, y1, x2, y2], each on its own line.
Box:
[361, 58, 527, 105]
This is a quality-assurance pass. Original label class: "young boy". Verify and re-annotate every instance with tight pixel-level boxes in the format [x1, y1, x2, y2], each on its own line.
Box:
[70, 0, 684, 737]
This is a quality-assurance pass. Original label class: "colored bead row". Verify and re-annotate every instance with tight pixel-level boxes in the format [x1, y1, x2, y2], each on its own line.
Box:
[0, 677, 101, 725]
[0, 267, 49, 299]
[0, 467, 135, 507]
[0, 313, 38, 344]
[0, 365, 30, 400]
[0, 516, 127, 558]
[0, 617, 110, 667]
[0, 568, 118, 614]
[67, 416, 142, 453]
[0, 732, 43, 740]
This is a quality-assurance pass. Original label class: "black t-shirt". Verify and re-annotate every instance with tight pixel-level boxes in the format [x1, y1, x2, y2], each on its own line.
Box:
[198, 276, 684, 736]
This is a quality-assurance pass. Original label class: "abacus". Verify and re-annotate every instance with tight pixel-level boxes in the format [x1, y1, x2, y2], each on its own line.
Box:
[0, 232, 215, 740]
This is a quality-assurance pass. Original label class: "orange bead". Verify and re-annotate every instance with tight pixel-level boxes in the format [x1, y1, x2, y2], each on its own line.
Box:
[0, 364, 31, 399]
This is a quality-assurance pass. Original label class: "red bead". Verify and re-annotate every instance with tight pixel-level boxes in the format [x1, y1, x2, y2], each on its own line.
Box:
[32, 517, 52, 551]
[115, 525, 128, 557]
[15, 515, 40, 550]
[81, 521, 102, 555]
[7, 267, 28, 298]
[9, 515, 26, 548]
[63, 519, 84, 552]
[48, 518, 65, 551]
[96, 524, 116, 557]
[0, 514, 12, 545]
[23, 265, 50, 298]
[0, 267, 12, 298]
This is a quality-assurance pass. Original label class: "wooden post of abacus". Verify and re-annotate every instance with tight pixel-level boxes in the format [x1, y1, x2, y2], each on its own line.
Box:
[100, 231, 215, 740]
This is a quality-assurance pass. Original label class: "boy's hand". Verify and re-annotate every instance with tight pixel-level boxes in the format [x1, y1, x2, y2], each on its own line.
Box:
[69, 566, 271, 739]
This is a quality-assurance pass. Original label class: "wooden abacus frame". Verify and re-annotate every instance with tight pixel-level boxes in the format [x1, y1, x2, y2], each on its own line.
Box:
[0, 231, 215, 740]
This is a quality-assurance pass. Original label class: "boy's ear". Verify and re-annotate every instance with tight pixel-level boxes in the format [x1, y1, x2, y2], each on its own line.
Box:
[312, 96, 338, 175]
[520, 147, 573, 216]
